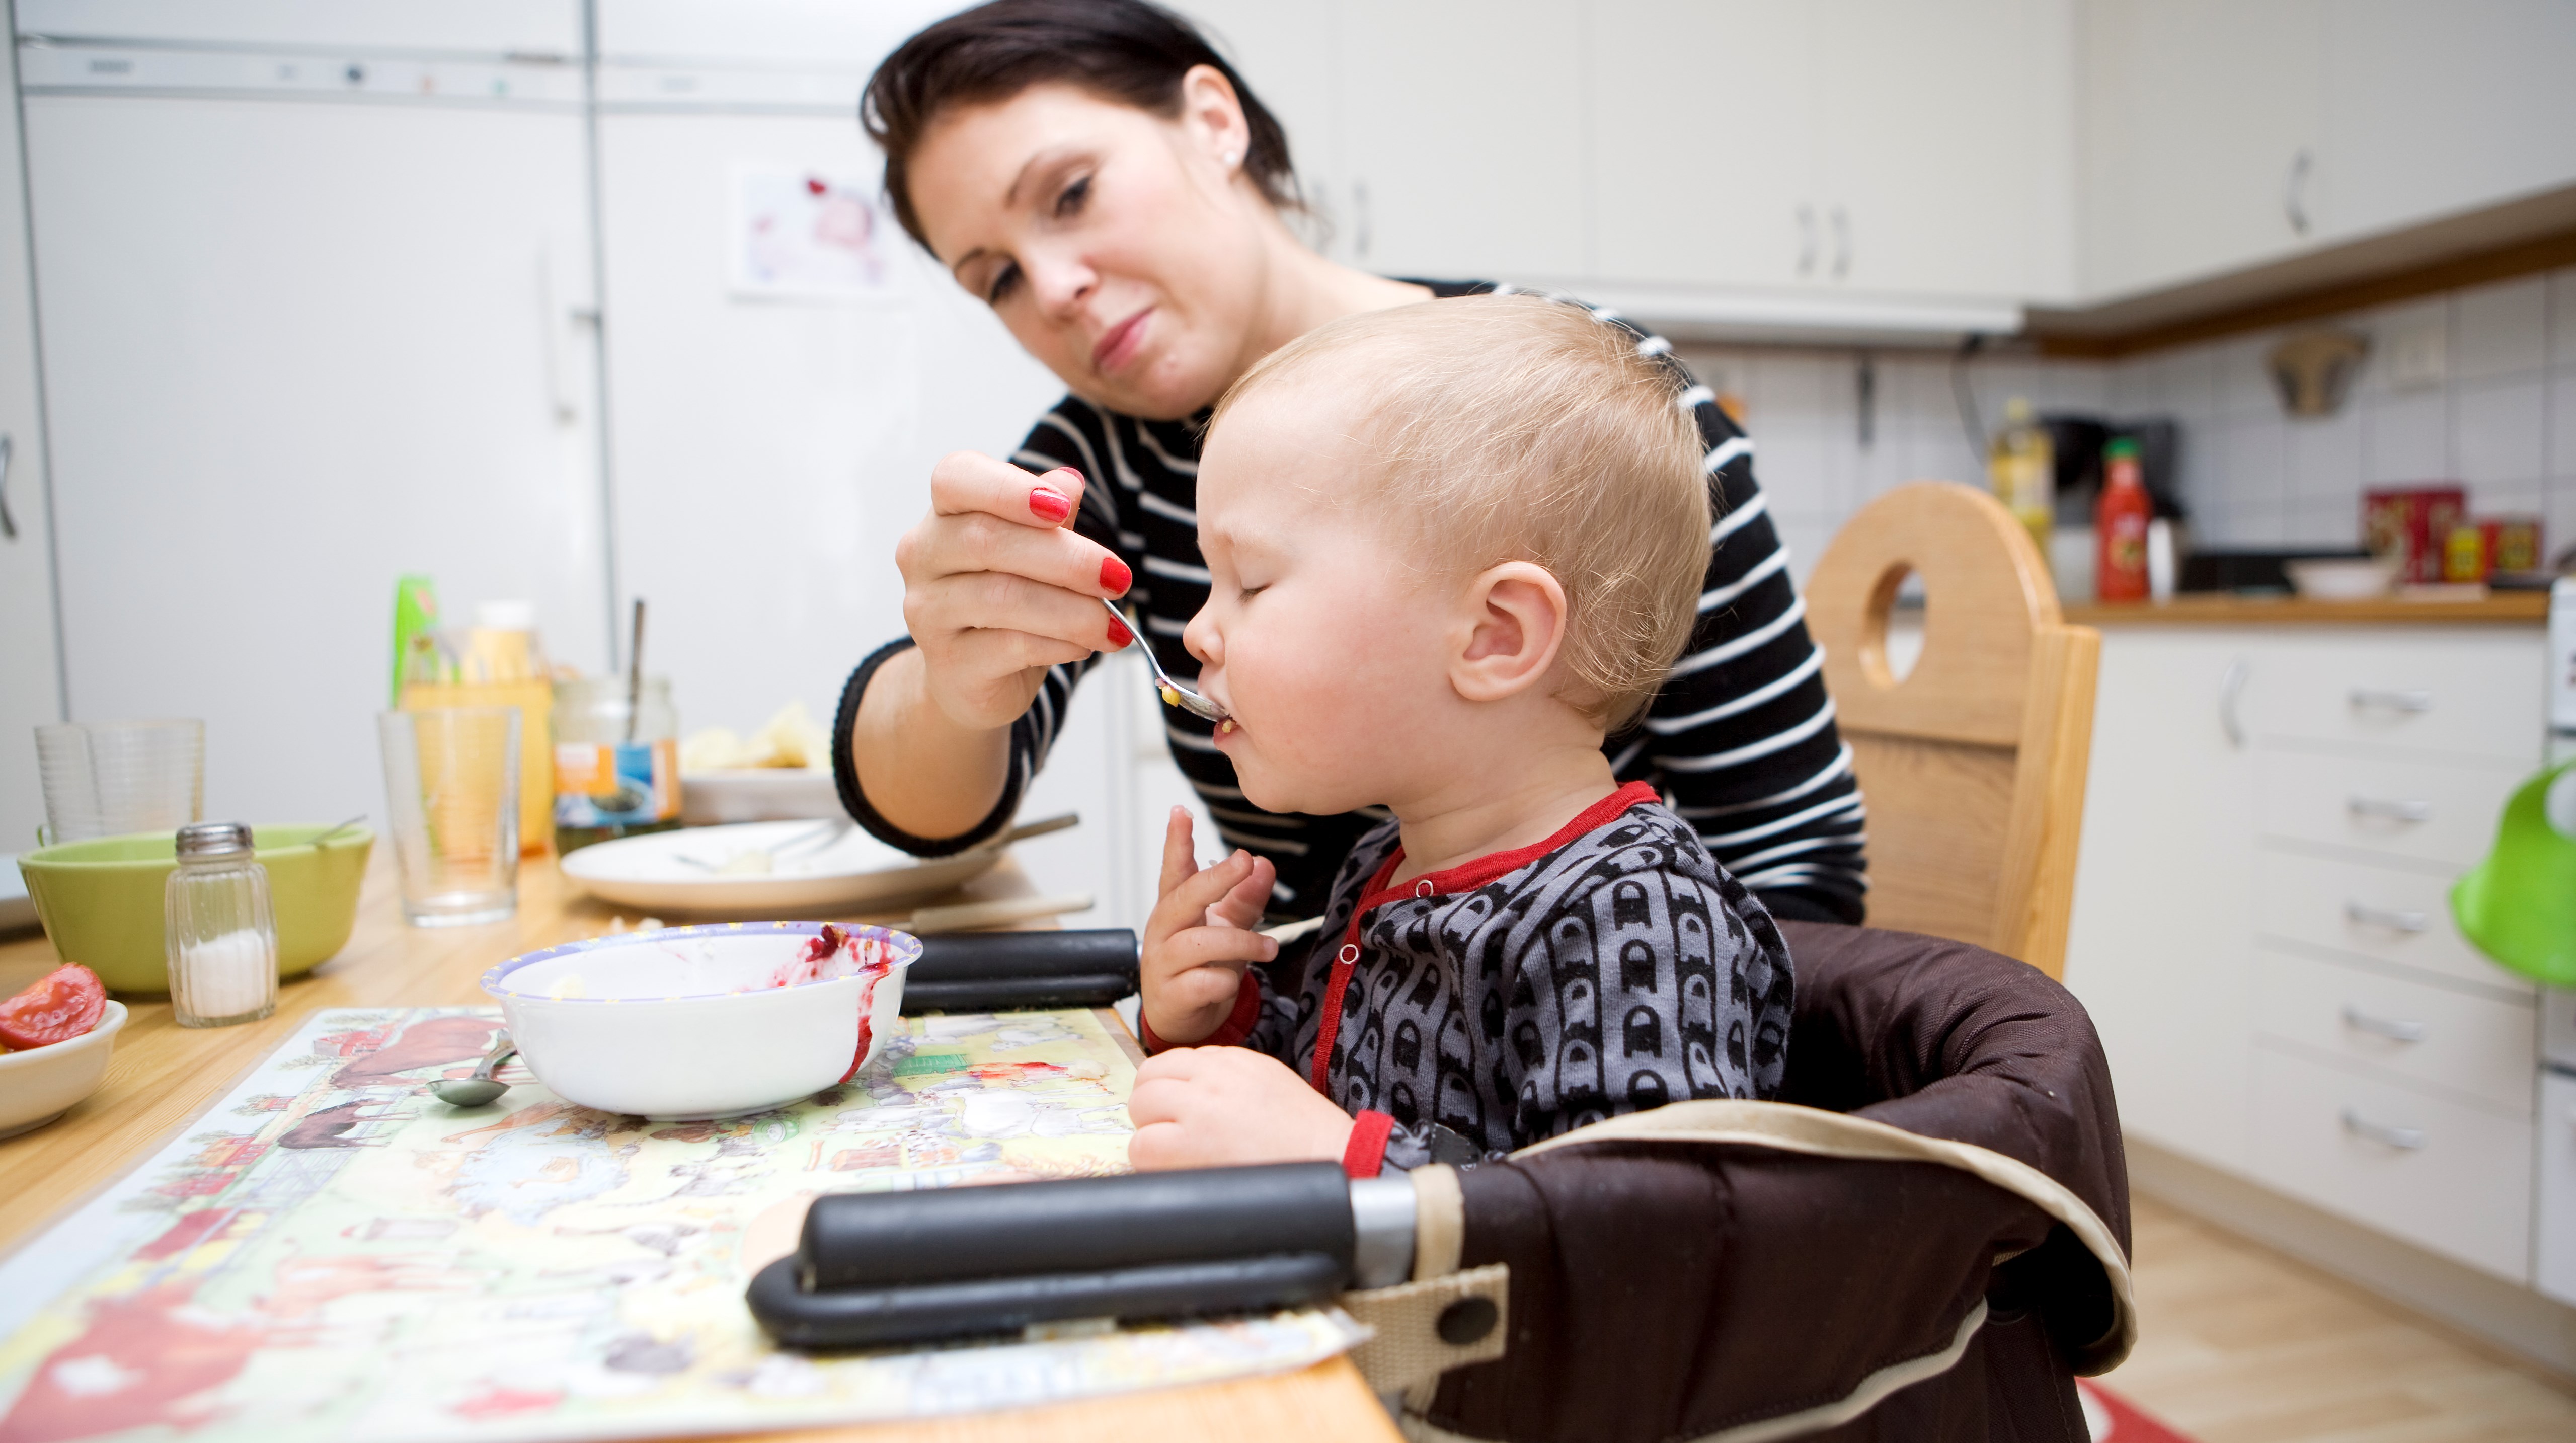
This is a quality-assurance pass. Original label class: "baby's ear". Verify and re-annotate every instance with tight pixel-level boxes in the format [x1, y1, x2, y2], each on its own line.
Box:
[1452, 562, 1569, 703]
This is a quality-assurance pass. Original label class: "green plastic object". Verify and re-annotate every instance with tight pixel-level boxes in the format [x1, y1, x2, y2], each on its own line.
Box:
[16, 824, 372, 993]
[392, 574, 440, 705]
[2450, 760, 2576, 988]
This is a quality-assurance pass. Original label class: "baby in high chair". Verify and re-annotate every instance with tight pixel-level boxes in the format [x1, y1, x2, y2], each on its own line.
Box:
[1125, 294, 1796, 1177]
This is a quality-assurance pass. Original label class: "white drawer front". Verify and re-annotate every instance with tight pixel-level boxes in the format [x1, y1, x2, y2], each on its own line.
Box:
[2257, 748, 2523, 869]
[2253, 849, 2536, 995]
[2539, 1071, 2576, 1307]
[2250, 1048, 2533, 1281]
[2251, 950, 2536, 1113]
[2243, 634, 2544, 763]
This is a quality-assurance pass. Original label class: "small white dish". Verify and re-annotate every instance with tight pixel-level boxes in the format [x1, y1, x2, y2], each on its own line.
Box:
[561, 820, 997, 916]
[0, 1000, 128, 1139]
[481, 922, 918, 1120]
[2285, 556, 2400, 600]
[680, 768, 842, 826]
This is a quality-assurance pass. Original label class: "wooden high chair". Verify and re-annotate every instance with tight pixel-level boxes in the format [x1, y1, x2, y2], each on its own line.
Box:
[1803, 482, 2101, 979]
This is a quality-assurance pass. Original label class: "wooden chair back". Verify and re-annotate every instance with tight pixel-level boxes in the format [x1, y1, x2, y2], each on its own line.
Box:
[1802, 482, 2101, 978]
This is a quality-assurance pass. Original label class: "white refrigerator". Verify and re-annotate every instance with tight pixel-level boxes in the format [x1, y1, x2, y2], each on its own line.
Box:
[589, 0, 1149, 925]
[17, 0, 609, 824]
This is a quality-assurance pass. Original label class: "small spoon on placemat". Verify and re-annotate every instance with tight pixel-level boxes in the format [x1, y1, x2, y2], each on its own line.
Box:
[431, 1032, 518, 1107]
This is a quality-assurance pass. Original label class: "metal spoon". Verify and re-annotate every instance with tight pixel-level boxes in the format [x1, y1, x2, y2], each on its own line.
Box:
[1100, 598, 1230, 723]
[430, 1033, 517, 1107]
[305, 813, 367, 850]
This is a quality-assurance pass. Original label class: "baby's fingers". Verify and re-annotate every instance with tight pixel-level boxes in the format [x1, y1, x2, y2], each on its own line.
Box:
[1206, 854, 1275, 931]
[1155, 807, 1199, 900]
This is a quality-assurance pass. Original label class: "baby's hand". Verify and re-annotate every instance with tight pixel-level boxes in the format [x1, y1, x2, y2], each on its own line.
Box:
[1139, 808, 1277, 1046]
[1127, 1046, 1355, 1170]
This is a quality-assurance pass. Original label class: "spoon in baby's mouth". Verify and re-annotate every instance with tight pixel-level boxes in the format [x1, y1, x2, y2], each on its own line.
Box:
[1100, 597, 1233, 729]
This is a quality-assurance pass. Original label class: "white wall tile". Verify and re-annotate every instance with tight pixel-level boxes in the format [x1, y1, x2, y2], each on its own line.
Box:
[2454, 377, 2546, 487]
[2216, 416, 2286, 498]
[2547, 267, 2576, 369]
[2452, 277, 2549, 381]
[2286, 408, 2363, 502]
[2359, 298, 2451, 399]
[2550, 366, 2576, 479]
[2212, 335, 2280, 419]
[2285, 496, 2360, 549]
[2542, 481, 2574, 570]
[2364, 391, 2450, 483]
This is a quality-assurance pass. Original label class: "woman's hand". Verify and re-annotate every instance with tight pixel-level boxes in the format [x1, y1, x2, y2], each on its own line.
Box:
[893, 452, 1135, 733]
[1128, 1046, 1355, 1171]
[1139, 808, 1276, 1045]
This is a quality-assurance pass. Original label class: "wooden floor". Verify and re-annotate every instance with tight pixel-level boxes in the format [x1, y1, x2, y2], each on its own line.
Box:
[2101, 1196, 2576, 1442]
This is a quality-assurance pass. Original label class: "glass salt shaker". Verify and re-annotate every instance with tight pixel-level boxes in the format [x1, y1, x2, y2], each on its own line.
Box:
[165, 821, 279, 1028]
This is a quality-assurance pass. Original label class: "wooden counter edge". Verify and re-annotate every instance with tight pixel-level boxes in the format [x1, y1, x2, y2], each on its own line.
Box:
[2063, 592, 2550, 626]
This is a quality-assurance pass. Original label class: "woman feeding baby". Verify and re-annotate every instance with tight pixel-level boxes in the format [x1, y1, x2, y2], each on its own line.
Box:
[1122, 295, 1794, 1175]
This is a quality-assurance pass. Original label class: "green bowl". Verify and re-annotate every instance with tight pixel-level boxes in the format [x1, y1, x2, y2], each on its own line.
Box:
[16, 825, 374, 993]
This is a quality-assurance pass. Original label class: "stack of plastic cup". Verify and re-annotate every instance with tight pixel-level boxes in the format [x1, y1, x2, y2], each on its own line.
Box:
[34, 719, 206, 844]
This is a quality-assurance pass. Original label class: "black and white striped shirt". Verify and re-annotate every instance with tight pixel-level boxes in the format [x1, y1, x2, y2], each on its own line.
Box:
[833, 282, 1867, 924]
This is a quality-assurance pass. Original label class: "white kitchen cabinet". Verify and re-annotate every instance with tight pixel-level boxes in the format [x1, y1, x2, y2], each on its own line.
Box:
[0, 40, 61, 851]
[2065, 620, 2551, 1284]
[1586, 0, 2067, 305]
[2316, 0, 2576, 246]
[2062, 630, 2258, 1173]
[1587, 1, 1817, 291]
[2540, 1069, 2576, 1307]
[2075, 0, 2323, 301]
[1812, 0, 2070, 301]
[1339, 0, 1589, 283]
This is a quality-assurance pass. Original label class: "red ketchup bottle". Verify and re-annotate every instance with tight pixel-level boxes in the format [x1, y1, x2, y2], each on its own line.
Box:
[2096, 437, 2152, 603]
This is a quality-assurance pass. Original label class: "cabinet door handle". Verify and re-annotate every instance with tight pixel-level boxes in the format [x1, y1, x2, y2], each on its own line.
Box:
[2340, 1005, 2429, 1043]
[2349, 688, 2432, 714]
[1352, 179, 1371, 263]
[2340, 1108, 2425, 1151]
[2347, 795, 2432, 823]
[1830, 205, 1850, 279]
[1796, 204, 1817, 277]
[2344, 901, 2429, 933]
[0, 433, 15, 541]
[2218, 657, 2250, 748]
[2284, 148, 2313, 236]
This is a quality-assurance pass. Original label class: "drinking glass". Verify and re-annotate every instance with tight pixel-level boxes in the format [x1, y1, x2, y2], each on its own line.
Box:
[35, 719, 205, 844]
[378, 707, 520, 926]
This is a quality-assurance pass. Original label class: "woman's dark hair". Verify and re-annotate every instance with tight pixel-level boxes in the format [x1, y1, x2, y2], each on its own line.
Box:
[863, 0, 1299, 251]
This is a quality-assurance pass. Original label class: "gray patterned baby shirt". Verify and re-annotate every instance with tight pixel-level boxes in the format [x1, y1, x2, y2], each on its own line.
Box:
[1167, 781, 1796, 1174]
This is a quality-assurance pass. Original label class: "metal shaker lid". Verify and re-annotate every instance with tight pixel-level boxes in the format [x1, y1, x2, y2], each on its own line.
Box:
[175, 821, 255, 858]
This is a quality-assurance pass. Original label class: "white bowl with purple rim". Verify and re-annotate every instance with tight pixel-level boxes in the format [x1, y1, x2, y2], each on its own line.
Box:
[479, 921, 918, 1120]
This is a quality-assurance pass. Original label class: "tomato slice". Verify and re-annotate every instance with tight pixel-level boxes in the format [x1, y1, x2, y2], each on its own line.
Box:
[0, 963, 107, 1051]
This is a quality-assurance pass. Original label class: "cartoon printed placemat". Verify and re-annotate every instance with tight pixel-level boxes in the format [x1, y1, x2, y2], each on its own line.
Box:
[0, 1007, 1363, 1442]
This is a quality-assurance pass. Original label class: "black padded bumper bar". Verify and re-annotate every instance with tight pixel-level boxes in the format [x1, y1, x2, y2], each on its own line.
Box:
[747, 1162, 1356, 1347]
[899, 928, 1140, 1014]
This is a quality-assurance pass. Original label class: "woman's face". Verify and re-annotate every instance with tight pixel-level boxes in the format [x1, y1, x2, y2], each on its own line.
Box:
[907, 75, 1276, 421]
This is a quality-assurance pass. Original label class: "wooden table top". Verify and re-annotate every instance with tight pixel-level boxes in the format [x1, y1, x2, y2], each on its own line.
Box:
[0, 847, 1398, 1443]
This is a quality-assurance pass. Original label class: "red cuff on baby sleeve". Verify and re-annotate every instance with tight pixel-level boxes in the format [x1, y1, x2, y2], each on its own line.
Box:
[1343, 1109, 1395, 1179]
[1140, 969, 1264, 1054]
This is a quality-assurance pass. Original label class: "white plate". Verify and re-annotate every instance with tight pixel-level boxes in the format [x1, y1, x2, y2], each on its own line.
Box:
[679, 769, 841, 826]
[560, 821, 996, 916]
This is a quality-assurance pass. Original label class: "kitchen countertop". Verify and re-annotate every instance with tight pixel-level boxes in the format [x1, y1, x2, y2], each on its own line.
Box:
[2062, 591, 2550, 626]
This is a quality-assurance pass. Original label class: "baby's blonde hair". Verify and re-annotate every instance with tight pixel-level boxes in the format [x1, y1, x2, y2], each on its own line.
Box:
[1211, 293, 1710, 732]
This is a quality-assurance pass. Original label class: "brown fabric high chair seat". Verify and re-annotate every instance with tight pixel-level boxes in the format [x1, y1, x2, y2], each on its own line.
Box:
[1387, 920, 2134, 1443]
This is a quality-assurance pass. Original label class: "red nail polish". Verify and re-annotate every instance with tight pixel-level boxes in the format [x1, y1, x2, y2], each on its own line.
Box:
[1029, 486, 1072, 523]
[1106, 617, 1133, 648]
[1100, 555, 1132, 595]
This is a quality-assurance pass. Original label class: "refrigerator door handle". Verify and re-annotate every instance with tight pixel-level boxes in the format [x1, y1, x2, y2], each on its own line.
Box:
[0, 433, 15, 540]
[537, 246, 587, 425]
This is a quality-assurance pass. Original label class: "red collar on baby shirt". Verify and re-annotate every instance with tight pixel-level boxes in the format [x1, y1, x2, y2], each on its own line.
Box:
[1306, 780, 1661, 1094]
